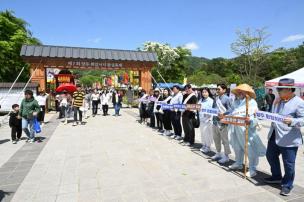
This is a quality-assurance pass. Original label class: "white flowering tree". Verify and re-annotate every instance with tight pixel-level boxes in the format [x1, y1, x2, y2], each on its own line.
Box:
[142, 42, 191, 83]
[142, 42, 180, 69]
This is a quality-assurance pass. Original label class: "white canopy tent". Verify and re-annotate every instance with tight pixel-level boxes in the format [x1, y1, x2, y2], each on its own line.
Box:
[265, 67, 304, 97]
[265, 67, 304, 87]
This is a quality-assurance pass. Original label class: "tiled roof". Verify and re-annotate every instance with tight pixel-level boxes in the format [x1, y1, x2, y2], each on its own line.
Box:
[20, 45, 158, 62]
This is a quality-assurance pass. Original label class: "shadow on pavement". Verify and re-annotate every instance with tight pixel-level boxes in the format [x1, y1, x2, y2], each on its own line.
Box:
[0, 139, 10, 144]
[191, 147, 282, 191]
[35, 136, 46, 143]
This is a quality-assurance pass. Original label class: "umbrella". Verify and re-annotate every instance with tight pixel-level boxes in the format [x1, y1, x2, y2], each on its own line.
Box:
[56, 83, 77, 93]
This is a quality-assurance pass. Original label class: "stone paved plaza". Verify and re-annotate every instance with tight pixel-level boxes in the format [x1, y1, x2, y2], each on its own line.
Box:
[0, 108, 304, 202]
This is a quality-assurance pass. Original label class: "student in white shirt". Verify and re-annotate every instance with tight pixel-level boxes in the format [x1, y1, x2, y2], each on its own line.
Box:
[198, 87, 214, 153]
[100, 90, 111, 116]
[91, 89, 100, 117]
[36, 91, 49, 124]
[169, 85, 184, 140]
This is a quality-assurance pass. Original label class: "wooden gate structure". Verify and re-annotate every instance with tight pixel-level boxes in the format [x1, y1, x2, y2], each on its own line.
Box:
[20, 45, 158, 91]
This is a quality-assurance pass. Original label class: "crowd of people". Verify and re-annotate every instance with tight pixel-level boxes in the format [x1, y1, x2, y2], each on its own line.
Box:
[8, 84, 127, 144]
[6, 78, 304, 196]
[137, 78, 304, 196]
[55, 84, 125, 126]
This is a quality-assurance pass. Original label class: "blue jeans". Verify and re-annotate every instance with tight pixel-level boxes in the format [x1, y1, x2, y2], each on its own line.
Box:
[22, 118, 35, 140]
[114, 104, 121, 115]
[266, 135, 298, 189]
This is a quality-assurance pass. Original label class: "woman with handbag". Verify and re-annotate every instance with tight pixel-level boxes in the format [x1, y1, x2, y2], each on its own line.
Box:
[198, 87, 214, 153]
[20, 90, 40, 143]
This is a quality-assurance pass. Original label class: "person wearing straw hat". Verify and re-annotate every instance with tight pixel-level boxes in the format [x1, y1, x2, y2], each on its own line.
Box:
[225, 84, 266, 178]
[264, 78, 304, 196]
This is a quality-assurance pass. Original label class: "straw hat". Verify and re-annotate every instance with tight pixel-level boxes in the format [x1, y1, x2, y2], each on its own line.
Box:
[231, 84, 256, 99]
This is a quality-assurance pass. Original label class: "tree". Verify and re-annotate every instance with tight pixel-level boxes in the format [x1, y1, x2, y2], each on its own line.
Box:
[142, 42, 191, 84]
[142, 42, 180, 69]
[0, 10, 41, 82]
[263, 47, 298, 80]
[79, 75, 101, 87]
[231, 28, 271, 86]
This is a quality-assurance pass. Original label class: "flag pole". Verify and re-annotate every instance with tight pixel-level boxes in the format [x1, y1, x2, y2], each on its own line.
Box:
[244, 94, 249, 179]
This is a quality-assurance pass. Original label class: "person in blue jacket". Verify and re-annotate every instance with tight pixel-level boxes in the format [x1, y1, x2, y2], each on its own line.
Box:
[264, 78, 304, 196]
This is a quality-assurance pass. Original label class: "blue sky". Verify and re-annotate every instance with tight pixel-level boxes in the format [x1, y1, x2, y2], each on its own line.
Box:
[1, 0, 304, 58]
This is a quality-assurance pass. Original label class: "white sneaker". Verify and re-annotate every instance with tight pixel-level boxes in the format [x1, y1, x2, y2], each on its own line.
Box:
[246, 170, 257, 178]
[170, 135, 176, 139]
[228, 163, 243, 170]
[218, 155, 229, 164]
[179, 140, 184, 144]
[29, 139, 35, 143]
[72, 122, 77, 126]
[211, 153, 222, 161]
[184, 142, 191, 146]
[12, 140, 17, 144]
[167, 132, 174, 137]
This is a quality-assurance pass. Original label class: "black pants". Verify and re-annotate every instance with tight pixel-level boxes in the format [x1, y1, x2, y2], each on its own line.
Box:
[171, 111, 182, 136]
[73, 106, 83, 122]
[149, 112, 155, 128]
[38, 105, 45, 122]
[182, 115, 195, 144]
[163, 110, 172, 130]
[92, 101, 99, 115]
[102, 105, 109, 115]
[155, 112, 163, 130]
[58, 106, 64, 118]
[11, 126, 22, 141]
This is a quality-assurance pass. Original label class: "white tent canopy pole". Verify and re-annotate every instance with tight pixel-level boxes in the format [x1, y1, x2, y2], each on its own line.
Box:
[0, 66, 25, 105]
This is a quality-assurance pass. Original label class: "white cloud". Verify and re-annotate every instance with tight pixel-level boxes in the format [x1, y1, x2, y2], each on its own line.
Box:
[88, 37, 102, 43]
[281, 34, 304, 42]
[184, 42, 199, 50]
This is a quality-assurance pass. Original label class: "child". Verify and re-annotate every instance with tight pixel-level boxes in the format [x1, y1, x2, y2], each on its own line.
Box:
[9, 104, 22, 144]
